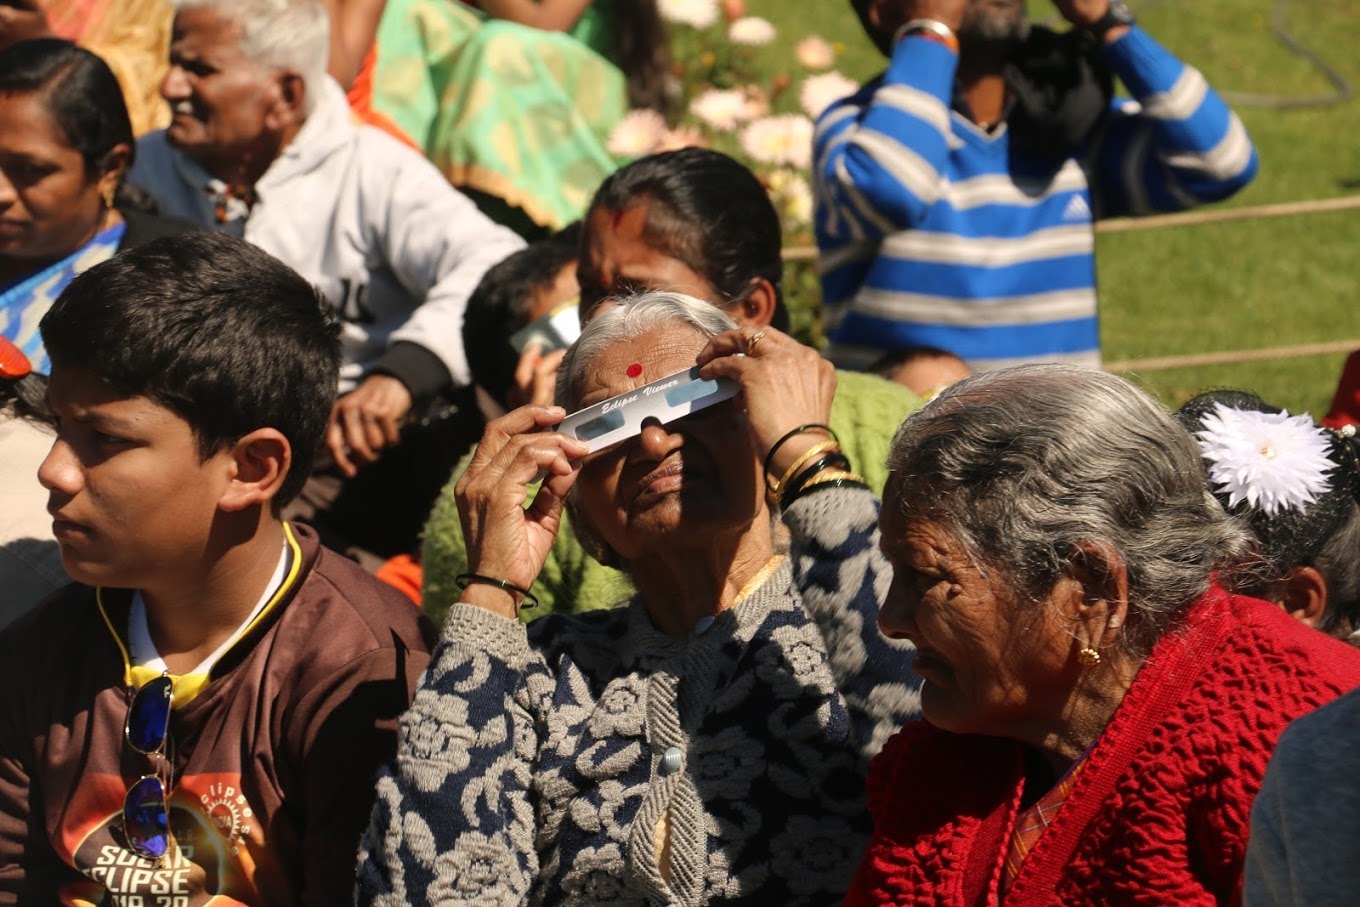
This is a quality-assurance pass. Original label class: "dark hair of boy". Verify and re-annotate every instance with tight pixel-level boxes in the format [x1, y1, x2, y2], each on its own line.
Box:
[40, 232, 341, 505]
[585, 147, 790, 332]
[867, 344, 967, 382]
[463, 222, 580, 408]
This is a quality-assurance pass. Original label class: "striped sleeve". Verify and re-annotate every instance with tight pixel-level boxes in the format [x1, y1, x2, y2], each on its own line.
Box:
[813, 36, 960, 243]
[1090, 26, 1258, 217]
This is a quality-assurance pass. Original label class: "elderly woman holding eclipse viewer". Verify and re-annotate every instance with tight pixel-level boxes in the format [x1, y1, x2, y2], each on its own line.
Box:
[357, 292, 919, 904]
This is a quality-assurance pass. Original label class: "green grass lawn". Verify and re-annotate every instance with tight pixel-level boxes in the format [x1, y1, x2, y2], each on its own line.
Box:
[733, 0, 1359, 415]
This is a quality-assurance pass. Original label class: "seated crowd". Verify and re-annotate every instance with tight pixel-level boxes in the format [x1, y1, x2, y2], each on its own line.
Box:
[1, 0, 1357, 905]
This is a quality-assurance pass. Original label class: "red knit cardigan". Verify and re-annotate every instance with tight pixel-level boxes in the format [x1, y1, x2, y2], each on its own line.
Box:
[845, 587, 1360, 907]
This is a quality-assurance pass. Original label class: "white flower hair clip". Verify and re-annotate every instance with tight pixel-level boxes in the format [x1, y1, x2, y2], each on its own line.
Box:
[1194, 402, 1336, 517]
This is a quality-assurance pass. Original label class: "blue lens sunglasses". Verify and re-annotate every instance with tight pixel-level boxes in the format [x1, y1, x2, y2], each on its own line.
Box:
[122, 673, 174, 862]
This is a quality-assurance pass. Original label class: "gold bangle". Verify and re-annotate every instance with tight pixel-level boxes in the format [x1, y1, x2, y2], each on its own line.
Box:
[768, 440, 841, 499]
[799, 469, 867, 491]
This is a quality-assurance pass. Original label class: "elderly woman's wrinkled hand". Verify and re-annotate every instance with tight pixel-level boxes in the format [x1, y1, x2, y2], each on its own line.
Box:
[455, 404, 588, 618]
[695, 328, 838, 479]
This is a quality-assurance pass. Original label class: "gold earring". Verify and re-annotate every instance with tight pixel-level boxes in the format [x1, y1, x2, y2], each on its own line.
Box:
[1077, 646, 1101, 667]
[101, 184, 116, 209]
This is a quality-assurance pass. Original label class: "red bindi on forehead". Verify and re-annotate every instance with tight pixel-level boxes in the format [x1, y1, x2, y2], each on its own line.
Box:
[626, 363, 642, 378]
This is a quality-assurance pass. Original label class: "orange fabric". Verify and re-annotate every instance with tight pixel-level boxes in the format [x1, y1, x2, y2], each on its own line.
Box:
[42, 0, 105, 40]
[1322, 350, 1360, 430]
[345, 45, 420, 151]
[999, 756, 1089, 896]
[42, 0, 173, 135]
[376, 553, 423, 606]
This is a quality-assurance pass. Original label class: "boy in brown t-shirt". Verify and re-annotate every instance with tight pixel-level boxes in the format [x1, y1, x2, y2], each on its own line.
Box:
[0, 232, 434, 905]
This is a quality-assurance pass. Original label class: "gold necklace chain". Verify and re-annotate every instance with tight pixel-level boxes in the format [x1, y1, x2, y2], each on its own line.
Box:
[732, 554, 785, 608]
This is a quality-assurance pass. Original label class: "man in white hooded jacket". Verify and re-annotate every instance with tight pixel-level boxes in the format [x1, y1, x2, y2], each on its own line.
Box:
[130, 0, 525, 478]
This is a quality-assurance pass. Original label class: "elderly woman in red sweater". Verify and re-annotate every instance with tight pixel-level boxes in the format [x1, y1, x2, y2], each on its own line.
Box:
[850, 364, 1360, 906]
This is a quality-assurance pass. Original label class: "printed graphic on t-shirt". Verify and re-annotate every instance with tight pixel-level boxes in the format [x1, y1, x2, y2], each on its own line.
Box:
[59, 772, 263, 906]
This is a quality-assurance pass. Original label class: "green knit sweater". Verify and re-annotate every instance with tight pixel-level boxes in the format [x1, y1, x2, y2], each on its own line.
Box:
[421, 369, 919, 625]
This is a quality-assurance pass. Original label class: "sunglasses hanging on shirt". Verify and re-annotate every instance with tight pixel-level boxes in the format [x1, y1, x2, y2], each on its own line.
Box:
[122, 672, 174, 862]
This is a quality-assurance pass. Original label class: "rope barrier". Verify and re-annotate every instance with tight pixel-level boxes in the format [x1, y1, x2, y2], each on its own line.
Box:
[780, 1, 1357, 372]
[1105, 340, 1360, 374]
[1140, 0, 1352, 110]
[784, 195, 1360, 370]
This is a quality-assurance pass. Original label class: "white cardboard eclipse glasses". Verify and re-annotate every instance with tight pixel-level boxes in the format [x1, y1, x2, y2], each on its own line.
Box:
[556, 366, 739, 453]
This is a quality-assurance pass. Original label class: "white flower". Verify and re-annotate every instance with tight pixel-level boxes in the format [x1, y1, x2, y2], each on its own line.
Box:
[742, 86, 770, 120]
[658, 0, 718, 29]
[1194, 402, 1335, 516]
[654, 125, 707, 152]
[796, 35, 835, 70]
[727, 15, 776, 46]
[689, 88, 750, 131]
[605, 109, 666, 157]
[800, 71, 859, 119]
[739, 114, 814, 169]
[767, 169, 814, 226]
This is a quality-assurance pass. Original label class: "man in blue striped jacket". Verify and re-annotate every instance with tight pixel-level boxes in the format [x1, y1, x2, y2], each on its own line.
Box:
[815, 0, 1258, 370]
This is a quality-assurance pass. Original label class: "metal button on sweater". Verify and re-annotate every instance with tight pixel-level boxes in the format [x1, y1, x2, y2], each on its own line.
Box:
[659, 746, 683, 775]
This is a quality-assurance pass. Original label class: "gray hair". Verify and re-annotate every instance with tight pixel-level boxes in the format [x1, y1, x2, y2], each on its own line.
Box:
[173, 0, 330, 116]
[556, 290, 741, 570]
[884, 364, 1255, 658]
[555, 290, 737, 411]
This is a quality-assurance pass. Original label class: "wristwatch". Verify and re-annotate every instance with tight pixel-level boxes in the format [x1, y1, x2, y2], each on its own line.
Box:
[1087, 0, 1135, 41]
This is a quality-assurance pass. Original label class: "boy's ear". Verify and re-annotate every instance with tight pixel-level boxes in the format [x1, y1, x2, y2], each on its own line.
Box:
[218, 429, 292, 512]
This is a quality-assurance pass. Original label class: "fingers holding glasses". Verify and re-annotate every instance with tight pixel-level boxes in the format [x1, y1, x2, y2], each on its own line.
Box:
[697, 328, 838, 462]
[455, 415, 588, 612]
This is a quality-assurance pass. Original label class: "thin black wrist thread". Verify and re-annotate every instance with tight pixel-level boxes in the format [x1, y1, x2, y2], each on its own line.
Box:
[455, 573, 539, 611]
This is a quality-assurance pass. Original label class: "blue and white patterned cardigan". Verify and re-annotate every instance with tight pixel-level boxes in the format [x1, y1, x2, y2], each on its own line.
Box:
[357, 486, 920, 905]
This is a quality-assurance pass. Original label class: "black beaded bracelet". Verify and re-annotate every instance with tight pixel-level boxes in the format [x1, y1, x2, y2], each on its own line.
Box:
[455, 573, 540, 611]
[762, 423, 839, 478]
[784, 474, 869, 508]
[780, 452, 852, 510]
